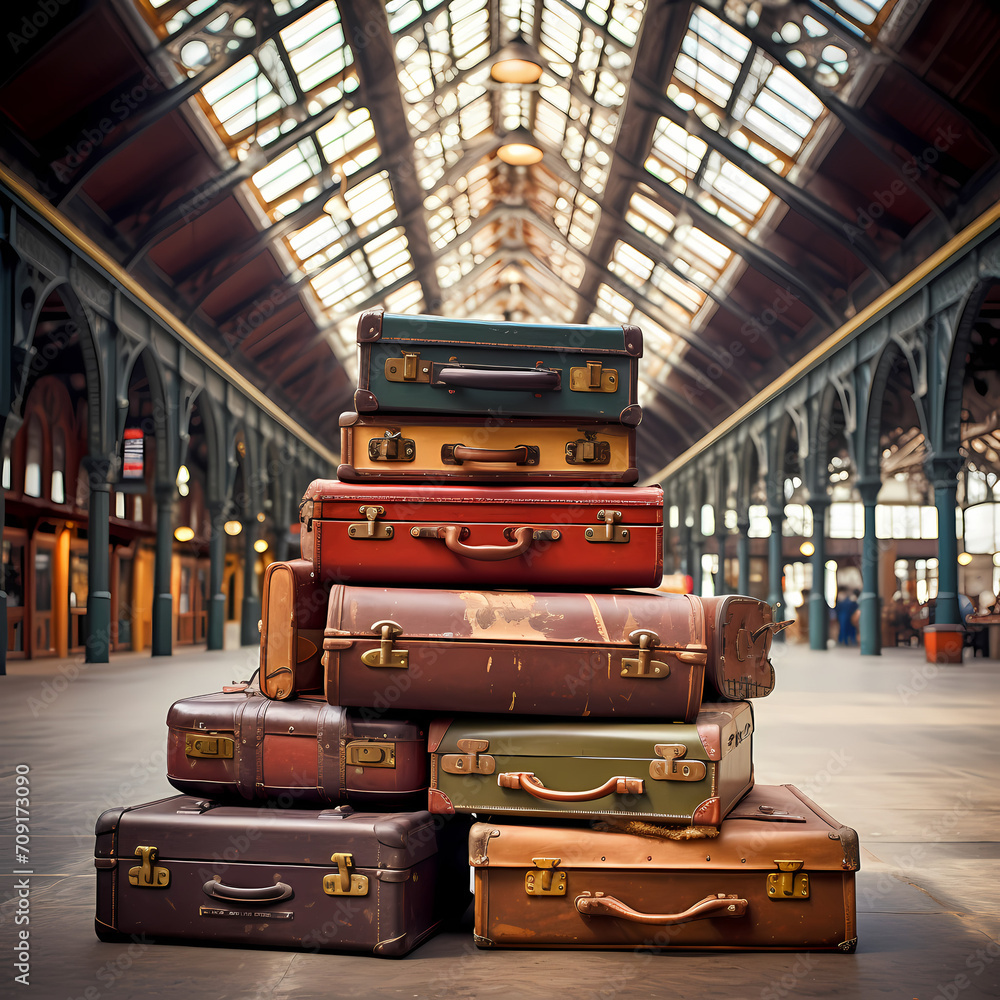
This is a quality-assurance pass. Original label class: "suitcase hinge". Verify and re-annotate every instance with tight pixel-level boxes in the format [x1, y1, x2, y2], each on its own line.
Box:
[323, 853, 369, 896]
[565, 431, 610, 465]
[299, 498, 314, 531]
[767, 860, 809, 900]
[569, 361, 618, 393]
[648, 744, 708, 781]
[185, 734, 235, 759]
[348, 505, 394, 539]
[360, 620, 409, 669]
[620, 629, 670, 679]
[441, 738, 496, 775]
[128, 846, 170, 889]
[525, 858, 566, 896]
[369, 430, 416, 462]
[384, 352, 431, 383]
[345, 740, 396, 768]
[585, 509, 629, 544]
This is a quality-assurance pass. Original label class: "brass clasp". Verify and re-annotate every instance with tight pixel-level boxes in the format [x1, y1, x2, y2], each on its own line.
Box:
[128, 846, 170, 889]
[569, 362, 618, 393]
[441, 738, 496, 775]
[585, 509, 629, 544]
[360, 620, 408, 669]
[565, 432, 610, 465]
[648, 744, 707, 781]
[525, 858, 566, 896]
[348, 505, 393, 540]
[345, 741, 396, 768]
[185, 735, 235, 759]
[384, 352, 431, 383]
[369, 431, 416, 462]
[620, 629, 669, 679]
[767, 860, 810, 900]
[323, 853, 369, 896]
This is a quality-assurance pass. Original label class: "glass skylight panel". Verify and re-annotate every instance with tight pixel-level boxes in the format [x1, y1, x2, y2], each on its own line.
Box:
[366, 229, 412, 283]
[342, 172, 397, 235]
[539, 3, 584, 75]
[316, 107, 378, 175]
[286, 214, 353, 266]
[252, 140, 322, 204]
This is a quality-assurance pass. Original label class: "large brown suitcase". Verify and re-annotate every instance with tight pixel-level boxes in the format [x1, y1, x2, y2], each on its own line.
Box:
[338, 410, 638, 484]
[427, 701, 754, 824]
[319, 586, 780, 718]
[298, 478, 663, 590]
[322, 585, 708, 721]
[94, 796, 467, 957]
[259, 558, 329, 699]
[166, 689, 428, 806]
[470, 783, 858, 951]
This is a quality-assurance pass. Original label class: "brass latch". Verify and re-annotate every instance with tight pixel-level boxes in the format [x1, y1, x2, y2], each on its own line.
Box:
[323, 853, 369, 896]
[348, 505, 394, 540]
[360, 620, 408, 669]
[345, 740, 396, 768]
[185, 735, 235, 759]
[649, 744, 708, 781]
[569, 361, 618, 393]
[441, 738, 496, 775]
[384, 352, 431, 383]
[369, 431, 415, 462]
[767, 860, 809, 900]
[565, 432, 610, 465]
[620, 629, 670, 679]
[585, 509, 629, 544]
[525, 858, 566, 896]
[128, 846, 170, 888]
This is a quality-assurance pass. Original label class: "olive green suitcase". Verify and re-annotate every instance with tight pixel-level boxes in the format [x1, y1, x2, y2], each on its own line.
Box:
[427, 702, 753, 825]
[354, 309, 642, 425]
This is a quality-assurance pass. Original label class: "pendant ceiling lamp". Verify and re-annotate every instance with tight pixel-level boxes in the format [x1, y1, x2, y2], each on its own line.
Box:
[496, 126, 543, 165]
[490, 34, 544, 84]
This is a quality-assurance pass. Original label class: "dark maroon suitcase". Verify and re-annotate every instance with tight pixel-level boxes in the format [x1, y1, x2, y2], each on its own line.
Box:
[94, 796, 467, 957]
[298, 478, 663, 590]
[321, 585, 710, 721]
[166, 689, 428, 806]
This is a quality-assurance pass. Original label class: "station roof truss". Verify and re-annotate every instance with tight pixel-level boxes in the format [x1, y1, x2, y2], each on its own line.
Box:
[1, 0, 997, 478]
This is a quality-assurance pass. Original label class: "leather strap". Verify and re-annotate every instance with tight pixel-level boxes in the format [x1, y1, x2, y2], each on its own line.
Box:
[315, 704, 344, 803]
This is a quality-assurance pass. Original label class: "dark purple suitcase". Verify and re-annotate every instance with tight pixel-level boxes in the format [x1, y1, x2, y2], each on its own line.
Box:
[94, 796, 467, 957]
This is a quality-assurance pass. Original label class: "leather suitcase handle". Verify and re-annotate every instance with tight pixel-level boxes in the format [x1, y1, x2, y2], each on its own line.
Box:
[428, 525, 536, 561]
[202, 878, 293, 902]
[575, 892, 747, 925]
[436, 366, 560, 392]
[497, 771, 644, 801]
[449, 444, 531, 464]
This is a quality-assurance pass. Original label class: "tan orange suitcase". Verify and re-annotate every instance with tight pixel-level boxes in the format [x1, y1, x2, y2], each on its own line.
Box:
[470, 783, 858, 951]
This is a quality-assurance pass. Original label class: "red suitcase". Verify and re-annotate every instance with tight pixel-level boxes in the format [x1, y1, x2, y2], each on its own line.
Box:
[94, 796, 467, 956]
[321, 585, 713, 720]
[298, 479, 663, 589]
[166, 689, 428, 806]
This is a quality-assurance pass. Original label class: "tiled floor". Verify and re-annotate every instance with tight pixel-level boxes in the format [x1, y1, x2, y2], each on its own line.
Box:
[1, 636, 997, 999]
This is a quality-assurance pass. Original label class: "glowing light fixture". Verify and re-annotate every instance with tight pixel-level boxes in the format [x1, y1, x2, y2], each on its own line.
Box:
[957, 552, 973, 566]
[224, 520, 243, 536]
[257, 512, 266, 522]
[799, 541, 815, 557]
[490, 35, 543, 84]
[497, 127, 543, 165]
[174, 526, 195, 542]
[253, 539, 269, 553]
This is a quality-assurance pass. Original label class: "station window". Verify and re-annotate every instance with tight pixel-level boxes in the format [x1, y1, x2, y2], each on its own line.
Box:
[24, 416, 43, 498]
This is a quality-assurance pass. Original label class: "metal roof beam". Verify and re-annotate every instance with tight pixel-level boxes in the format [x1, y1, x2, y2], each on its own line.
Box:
[337, 0, 442, 312]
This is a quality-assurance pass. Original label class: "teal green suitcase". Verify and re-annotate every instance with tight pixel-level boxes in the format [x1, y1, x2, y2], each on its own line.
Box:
[354, 309, 643, 425]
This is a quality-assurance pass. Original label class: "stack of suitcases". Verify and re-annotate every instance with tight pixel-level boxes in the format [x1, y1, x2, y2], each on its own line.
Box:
[93, 309, 859, 956]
